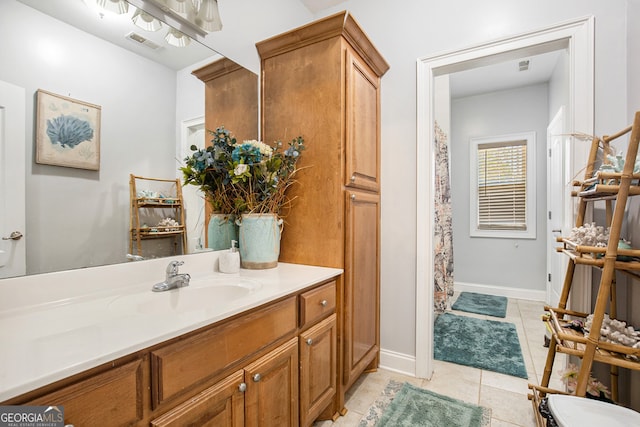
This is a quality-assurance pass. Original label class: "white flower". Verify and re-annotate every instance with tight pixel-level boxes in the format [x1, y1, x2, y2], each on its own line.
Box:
[244, 140, 273, 157]
[234, 163, 249, 176]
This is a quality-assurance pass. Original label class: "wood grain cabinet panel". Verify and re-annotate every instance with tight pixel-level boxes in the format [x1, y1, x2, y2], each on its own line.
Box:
[151, 370, 245, 427]
[26, 358, 143, 427]
[299, 281, 336, 329]
[299, 314, 337, 427]
[191, 58, 258, 246]
[151, 297, 297, 408]
[244, 337, 299, 427]
[344, 191, 380, 382]
[345, 49, 380, 192]
[258, 11, 388, 409]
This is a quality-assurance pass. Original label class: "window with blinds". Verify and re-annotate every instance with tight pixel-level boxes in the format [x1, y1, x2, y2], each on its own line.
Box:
[477, 141, 527, 230]
[470, 132, 536, 239]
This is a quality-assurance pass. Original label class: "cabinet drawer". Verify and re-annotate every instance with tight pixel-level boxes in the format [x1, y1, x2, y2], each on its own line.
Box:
[151, 296, 297, 408]
[299, 281, 336, 329]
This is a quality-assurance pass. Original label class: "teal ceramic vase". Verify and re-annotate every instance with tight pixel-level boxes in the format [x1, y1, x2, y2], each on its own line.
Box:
[237, 213, 282, 269]
[207, 213, 238, 251]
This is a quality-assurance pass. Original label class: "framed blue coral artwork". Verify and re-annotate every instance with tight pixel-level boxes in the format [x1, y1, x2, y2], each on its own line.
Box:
[36, 89, 101, 170]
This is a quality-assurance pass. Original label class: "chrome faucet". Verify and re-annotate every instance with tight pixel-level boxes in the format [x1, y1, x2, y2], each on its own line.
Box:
[152, 260, 191, 292]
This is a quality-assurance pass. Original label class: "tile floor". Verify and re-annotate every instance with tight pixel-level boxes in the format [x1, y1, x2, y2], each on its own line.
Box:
[315, 296, 568, 427]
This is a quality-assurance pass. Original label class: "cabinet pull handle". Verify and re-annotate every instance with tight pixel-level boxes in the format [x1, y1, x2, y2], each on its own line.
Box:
[306, 338, 313, 346]
[350, 175, 356, 182]
[239, 382, 247, 392]
[253, 373, 261, 382]
[351, 194, 356, 201]
[320, 299, 328, 307]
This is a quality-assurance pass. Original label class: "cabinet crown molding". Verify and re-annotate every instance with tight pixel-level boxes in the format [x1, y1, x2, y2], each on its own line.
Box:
[192, 57, 256, 82]
[256, 11, 389, 77]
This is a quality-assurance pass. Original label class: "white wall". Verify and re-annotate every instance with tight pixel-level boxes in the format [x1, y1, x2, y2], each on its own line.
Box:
[548, 50, 569, 124]
[0, 1, 178, 274]
[450, 84, 549, 292]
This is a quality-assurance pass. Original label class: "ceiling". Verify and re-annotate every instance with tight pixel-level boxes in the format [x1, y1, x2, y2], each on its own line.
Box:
[449, 50, 562, 99]
[299, 0, 347, 13]
[17, 0, 219, 70]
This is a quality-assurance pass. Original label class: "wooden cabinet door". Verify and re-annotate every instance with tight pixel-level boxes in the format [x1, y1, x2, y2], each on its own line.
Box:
[299, 314, 337, 427]
[244, 337, 299, 427]
[345, 48, 381, 193]
[27, 359, 144, 427]
[343, 190, 380, 388]
[151, 370, 245, 427]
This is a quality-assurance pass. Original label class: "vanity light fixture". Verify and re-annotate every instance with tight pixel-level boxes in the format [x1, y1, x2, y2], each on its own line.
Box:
[165, 28, 191, 47]
[146, 0, 223, 34]
[166, 0, 190, 15]
[195, 0, 222, 32]
[132, 9, 163, 31]
[95, 0, 129, 14]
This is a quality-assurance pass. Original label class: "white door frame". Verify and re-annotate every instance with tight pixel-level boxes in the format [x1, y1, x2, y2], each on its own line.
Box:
[179, 116, 206, 253]
[415, 16, 595, 379]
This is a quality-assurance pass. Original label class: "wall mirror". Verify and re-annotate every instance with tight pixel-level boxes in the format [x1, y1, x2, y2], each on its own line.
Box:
[0, 0, 258, 278]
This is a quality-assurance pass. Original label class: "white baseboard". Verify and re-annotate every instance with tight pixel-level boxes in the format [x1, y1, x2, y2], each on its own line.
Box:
[454, 281, 546, 302]
[378, 348, 416, 377]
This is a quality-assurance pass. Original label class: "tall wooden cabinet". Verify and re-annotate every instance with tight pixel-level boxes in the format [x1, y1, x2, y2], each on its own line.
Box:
[192, 58, 258, 247]
[257, 11, 389, 413]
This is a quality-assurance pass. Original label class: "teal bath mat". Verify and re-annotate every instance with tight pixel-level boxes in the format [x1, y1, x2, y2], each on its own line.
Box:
[359, 381, 491, 427]
[452, 292, 507, 318]
[434, 312, 528, 378]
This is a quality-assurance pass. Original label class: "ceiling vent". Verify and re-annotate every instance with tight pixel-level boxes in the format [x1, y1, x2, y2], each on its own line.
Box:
[518, 59, 530, 72]
[125, 32, 161, 50]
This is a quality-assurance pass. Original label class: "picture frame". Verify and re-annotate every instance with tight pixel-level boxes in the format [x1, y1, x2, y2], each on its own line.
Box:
[36, 89, 101, 171]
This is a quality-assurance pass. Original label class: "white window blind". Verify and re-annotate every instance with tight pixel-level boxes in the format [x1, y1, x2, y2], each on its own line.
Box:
[477, 140, 527, 230]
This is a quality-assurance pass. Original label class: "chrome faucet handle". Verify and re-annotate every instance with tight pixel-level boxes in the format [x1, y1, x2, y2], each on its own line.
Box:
[166, 260, 184, 277]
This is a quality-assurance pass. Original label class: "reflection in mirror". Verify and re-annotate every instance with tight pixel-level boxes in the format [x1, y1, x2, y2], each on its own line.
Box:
[0, 0, 257, 278]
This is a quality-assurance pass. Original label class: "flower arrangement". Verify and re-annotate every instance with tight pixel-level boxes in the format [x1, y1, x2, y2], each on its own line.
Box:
[180, 126, 305, 217]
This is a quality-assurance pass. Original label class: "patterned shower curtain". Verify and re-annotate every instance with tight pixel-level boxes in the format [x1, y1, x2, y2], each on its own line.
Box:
[433, 122, 454, 313]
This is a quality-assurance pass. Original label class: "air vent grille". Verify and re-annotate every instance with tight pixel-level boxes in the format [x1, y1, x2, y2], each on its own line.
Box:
[125, 32, 161, 50]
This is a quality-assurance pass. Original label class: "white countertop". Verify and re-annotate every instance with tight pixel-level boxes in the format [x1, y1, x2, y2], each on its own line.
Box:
[0, 252, 342, 401]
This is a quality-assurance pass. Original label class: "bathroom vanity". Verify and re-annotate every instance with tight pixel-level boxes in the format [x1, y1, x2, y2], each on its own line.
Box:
[0, 252, 341, 426]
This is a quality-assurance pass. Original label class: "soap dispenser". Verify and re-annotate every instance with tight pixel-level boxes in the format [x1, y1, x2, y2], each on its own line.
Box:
[219, 240, 240, 274]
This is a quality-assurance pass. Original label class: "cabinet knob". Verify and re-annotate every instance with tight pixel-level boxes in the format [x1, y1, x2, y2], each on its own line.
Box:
[320, 299, 328, 307]
[253, 373, 261, 382]
[306, 338, 313, 346]
[238, 382, 247, 392]
[351, 194, 356, 201]
[350, 175, 356, 182]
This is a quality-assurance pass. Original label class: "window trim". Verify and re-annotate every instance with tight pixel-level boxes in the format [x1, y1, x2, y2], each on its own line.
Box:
[469, 131, 536, 239]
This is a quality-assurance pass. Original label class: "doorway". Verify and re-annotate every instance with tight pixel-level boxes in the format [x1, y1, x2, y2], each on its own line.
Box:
[179, 116, 206, 253]
[415, 16, 595, 379]
[0, 80, 26, 279]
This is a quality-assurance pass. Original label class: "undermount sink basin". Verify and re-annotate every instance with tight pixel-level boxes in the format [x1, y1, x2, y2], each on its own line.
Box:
[108, 277, 262, 315]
